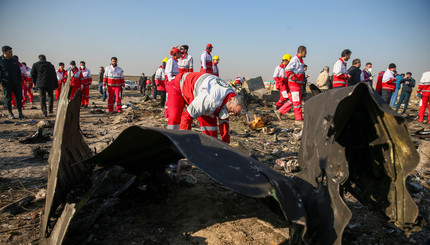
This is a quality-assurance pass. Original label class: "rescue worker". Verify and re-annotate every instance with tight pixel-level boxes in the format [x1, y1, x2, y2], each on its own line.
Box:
[234, 77, 243, 86]
[79, 61, 92, 108]
[178, 45, 193, 73]
[0, 45, 25, 119]
[22, 62, 34, 104]
[273, 53, 293, 120]
[167, 72, 244, 143]
[376, 70, 385, 95]
[103, 57, 125, 113]
[200, 44, 213, 73]
[417, 70, 430, 123]
[212, 56, 220, 76]
[332, 49, 352, 88]
[155, 58, 168, 106]
[285, 46, 307, 123]
[56, 62, 67, 101]
[68, 61, 83, 101]
[381, 63, 397, 104]
[165, 47, 181, 118]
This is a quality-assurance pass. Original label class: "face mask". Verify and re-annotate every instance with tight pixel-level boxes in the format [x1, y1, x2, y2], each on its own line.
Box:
[70, 65, 75, 69]
[368, 68, 372, 73]
[80, 66, 85, 69]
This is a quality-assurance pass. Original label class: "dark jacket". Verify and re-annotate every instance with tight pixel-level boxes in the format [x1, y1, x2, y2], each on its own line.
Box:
[347, 66, 361, 86]
[0, 55, 23, 86]
[139, 76, 147, 88]
[400, 77, 415, 93]
[99, 71, 104, 83]
[31, 60, 58, 89]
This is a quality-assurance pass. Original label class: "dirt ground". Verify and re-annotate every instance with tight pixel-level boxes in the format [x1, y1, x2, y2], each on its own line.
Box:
[0, 84, 429, 244]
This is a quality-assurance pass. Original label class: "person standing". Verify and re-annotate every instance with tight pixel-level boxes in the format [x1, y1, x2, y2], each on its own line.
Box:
[22, 62, 34, 104]
[98, 66, 107, 101]
[212, 56, 220, 76]
[301, 64, 309, 100]
[390, 73, 404, 107]
[273, 53, 292, 120]
[381, 63, 397, 104]
[396, 72, 415, 114]
[165, 47, 181, 118]
[316, 66, 330, 91]
[10, 55, 26, 109]
[178, 45, 193, 73]
[347, 59, 362, 87]
[56, 62, 67, 101]
[332, 49, 352, 88]
[200, 44, 213, 74]
[68, 61, 82, 101]
[79, 61, 92, 108]
[362, 62, 373, 87]
[103, 57, 125, 113]
[167, 72, 244, 143]
[0, 46, 25, 119]
[376, 70, 385, 95]
[285, 46, 307, 123]
[155, 58, 168, 107]
[417, 70, 430, 123]
[138, 73, 147, 97]
[31, 54, 57, 117]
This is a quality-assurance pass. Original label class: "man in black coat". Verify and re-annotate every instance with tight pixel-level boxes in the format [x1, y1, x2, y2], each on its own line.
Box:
[31, 54, 58, 117]
[347, 58, 362, 87]
[138, 73, 147, 96]
[0, 46, 25, 119]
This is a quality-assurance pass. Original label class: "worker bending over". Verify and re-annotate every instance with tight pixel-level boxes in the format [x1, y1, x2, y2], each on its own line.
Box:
[167, 72, 244, 143]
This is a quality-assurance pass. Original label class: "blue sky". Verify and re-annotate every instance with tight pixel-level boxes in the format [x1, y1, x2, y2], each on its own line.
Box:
[1, 0, 429, 82]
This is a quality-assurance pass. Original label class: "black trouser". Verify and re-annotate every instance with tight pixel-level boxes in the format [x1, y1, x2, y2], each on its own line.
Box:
[158, 90, 166, 107]
[396, 91, 412, 111]
[38, 87, 54, 116]
[140, 85, 146, 96]
[2, 82, 22, 114]
[381, 89, 392, 105]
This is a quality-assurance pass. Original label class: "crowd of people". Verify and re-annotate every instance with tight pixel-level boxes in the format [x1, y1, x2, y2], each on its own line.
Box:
[1, 44, 429, 143]
[273, 46, 430, 124]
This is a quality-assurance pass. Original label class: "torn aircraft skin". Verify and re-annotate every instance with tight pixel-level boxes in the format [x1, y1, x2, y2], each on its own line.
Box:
[41, 82, 418, 245]
[297, 82, 419, 243]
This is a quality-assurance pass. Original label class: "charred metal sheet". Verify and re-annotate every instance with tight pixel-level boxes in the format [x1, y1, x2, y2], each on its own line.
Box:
[41, 81, 419, 245]
[309, 83, 322, 96]
[298, 82, 419, 243]
[41, 75, 93, 245]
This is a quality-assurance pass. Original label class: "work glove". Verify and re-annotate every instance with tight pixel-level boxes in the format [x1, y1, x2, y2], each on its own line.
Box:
[417, 93, 423, 98]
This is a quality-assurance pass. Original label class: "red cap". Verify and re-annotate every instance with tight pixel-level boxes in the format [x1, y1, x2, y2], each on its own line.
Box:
[170, 47, 180, 56]
[206, 43, 213, 48]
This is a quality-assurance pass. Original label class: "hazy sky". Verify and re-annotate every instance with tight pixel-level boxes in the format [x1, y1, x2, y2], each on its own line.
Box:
[1, 0, 429, 82]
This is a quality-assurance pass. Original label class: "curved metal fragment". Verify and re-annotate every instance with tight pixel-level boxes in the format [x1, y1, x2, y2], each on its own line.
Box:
[298, 83, 419, 243]
[41, 76, 93, 244]
[41, 81, 419, 245]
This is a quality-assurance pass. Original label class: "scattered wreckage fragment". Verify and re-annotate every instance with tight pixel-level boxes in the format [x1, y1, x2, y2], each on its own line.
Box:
[297, 83, 419, 243]
[41, 82, 419, 245]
